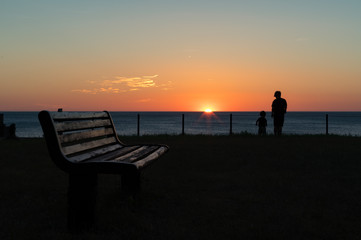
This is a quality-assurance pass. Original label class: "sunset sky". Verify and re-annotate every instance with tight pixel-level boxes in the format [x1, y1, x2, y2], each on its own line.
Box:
[1, 0, 361, 111]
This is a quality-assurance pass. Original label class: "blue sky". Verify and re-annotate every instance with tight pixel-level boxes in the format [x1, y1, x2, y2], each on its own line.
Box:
[1, 0, 361, 111]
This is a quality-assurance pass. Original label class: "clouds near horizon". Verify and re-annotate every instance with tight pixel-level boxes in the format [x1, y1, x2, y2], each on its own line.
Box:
[72, 75, 171, 94]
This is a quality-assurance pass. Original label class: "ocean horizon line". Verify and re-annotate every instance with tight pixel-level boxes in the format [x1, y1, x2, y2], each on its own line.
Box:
[1, 110, 361, 113]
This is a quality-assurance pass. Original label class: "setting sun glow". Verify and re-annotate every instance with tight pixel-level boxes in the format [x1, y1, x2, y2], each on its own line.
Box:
[1, 1, 361, 111]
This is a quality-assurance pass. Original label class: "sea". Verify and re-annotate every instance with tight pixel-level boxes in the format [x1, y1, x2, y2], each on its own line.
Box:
[1, 111, 361, 138]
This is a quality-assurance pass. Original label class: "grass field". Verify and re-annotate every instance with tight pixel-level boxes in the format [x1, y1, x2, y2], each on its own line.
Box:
[1, 135, 361, 239]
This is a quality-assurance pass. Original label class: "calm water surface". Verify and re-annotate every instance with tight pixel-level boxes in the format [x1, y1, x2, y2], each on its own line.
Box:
[1, 112, 361, 137]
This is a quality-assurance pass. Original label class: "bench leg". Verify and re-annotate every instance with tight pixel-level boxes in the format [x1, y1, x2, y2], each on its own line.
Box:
[68, 173, 98, 233]
[121, 171, 141, 195]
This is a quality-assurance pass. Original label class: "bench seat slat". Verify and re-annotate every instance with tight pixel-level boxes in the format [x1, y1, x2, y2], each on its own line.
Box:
[112, 145, 160, 163]
[68, 144, 123, 162]
[59, 128, 115, 144]
[63, 137, 117, 155]
[80, 145, 142, 163]
[51, 112, 109, 120]
[134, 146, 168, 168]
[55, 119, 112, 132]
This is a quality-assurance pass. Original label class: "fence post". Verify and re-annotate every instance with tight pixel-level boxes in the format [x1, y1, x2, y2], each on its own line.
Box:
[326, 114, 328, 135]
[182, 114, 185, 135]
[229, 113, 233, 135]
[137, 114, 140, 136]
[0, 113, 4, 137]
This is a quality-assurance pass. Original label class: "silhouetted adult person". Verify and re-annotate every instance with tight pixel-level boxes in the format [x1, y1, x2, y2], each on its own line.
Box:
[272, 91, 287, 136]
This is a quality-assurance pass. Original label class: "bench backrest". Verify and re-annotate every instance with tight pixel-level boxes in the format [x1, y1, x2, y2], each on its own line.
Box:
[38, 111, 122, 171]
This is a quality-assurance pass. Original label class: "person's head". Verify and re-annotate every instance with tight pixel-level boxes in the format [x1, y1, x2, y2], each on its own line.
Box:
[274, 91, 281, 98]
[260, 111, 266, 117]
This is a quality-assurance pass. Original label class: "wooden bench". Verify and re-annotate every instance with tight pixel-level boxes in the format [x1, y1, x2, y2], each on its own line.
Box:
[38, 110, 169, 232]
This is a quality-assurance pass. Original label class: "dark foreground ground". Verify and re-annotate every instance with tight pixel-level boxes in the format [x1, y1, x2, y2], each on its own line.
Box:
[1, 135, 361, 239]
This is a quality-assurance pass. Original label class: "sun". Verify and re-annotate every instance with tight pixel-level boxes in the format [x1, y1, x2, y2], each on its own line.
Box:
[204, 108, 213, 113]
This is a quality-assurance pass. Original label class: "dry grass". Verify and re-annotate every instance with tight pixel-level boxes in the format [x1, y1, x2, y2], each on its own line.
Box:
[1, 135, 361, 239]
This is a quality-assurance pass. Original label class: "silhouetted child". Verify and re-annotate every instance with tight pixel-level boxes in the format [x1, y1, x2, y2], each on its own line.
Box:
[256, 111, 267, 135]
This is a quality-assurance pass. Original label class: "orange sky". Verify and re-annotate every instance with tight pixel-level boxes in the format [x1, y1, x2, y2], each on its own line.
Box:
[1, 1, 361, 111]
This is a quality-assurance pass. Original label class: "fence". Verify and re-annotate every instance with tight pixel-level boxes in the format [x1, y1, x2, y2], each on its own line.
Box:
[133, 113, 333, 136]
